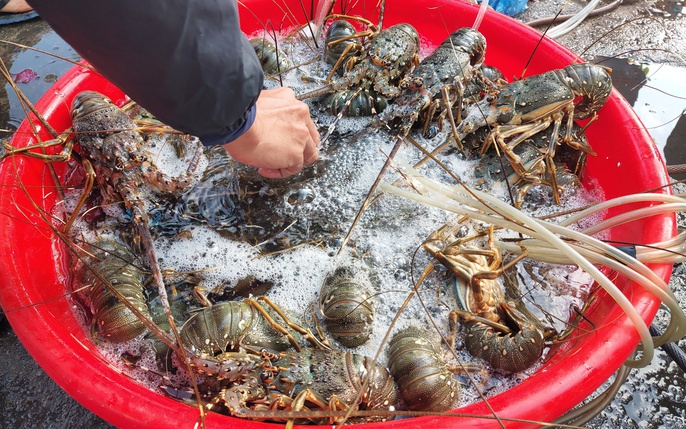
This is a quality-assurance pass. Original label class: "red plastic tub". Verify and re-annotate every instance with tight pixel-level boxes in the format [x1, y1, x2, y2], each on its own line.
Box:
[0, 0, 675, 428]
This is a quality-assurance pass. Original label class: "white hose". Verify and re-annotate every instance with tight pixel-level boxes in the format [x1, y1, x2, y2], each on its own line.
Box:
[545, 0, 602, 39]
[380, 160, 686, 367]
[473, 0, 489, 30]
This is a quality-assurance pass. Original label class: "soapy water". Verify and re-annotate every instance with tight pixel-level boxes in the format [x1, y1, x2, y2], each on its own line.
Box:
[57, 30, 603, 418]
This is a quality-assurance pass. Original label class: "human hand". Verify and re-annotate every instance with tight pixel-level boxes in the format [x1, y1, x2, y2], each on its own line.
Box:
[223, 87, 320, 179]
[0, 0, 33, 13]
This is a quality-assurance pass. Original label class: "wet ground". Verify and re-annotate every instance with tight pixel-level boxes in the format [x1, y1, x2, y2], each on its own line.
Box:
[518, 0, 686, 180]
[0, 1, 685, 428]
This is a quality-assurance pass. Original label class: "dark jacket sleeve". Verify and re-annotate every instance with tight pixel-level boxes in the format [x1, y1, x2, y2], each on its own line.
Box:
[28, 0, 264, 145]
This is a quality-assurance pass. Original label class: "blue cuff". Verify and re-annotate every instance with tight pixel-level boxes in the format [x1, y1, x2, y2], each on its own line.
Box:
[199, 104, 257, 146]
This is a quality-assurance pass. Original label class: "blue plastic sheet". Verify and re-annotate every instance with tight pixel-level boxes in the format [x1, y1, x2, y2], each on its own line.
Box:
[486, 0, 528, 16]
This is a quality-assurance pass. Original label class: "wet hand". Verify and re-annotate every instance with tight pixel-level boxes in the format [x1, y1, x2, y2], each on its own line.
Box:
[223, 87, 320, 179]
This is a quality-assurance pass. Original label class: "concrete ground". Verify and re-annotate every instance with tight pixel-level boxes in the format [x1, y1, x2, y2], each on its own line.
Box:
[0, 1, 684, 428]
[520, 0, 686, 65]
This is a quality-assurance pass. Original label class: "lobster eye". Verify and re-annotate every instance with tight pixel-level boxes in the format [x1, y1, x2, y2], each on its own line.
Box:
[260, 371, 274, 383]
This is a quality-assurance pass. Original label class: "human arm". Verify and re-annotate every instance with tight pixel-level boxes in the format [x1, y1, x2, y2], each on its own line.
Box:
[28, 0, 264, 143]
[29, 0, 319, 177]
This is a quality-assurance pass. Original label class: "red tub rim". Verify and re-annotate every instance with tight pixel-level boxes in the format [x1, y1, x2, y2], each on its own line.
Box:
[0, 0, 675, 428]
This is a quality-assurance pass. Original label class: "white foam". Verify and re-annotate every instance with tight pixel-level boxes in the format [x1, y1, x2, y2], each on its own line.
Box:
[62, 27, 604, 415]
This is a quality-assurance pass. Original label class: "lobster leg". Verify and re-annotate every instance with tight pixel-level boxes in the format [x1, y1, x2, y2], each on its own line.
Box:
[252, 296, 330, 350]
[1, 135, 73, 162]
[290, 389, 335, 426]
[63, 158, 95, 232]
[326, 41, 363, 82]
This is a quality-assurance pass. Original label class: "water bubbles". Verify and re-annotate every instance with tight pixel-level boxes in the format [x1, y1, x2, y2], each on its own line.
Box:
[285, 187, 316, 206]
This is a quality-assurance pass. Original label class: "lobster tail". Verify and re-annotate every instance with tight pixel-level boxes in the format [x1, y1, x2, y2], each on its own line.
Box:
[387, 326, 460, 411]
[562, 63, 613, 120]
[444, 27, 487, 67]
[464, 301, 546, 374]
[320, 267, 375, 347]
[83, 240, 150, 343]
